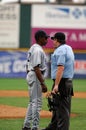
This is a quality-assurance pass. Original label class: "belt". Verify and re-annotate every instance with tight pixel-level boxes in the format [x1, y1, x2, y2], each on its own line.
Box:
[27, 70, 44, 74]
[53, 78, 72, 82]
[63, 78, 72, 81]
[27, 70, 34, 73]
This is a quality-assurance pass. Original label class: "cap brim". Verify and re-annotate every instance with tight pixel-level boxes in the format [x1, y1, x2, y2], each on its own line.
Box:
[51, 37, 54, 40]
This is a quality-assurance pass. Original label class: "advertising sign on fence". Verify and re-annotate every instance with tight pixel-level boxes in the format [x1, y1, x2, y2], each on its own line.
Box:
[31, 4, 86, 49]
[0, 51, 27, 78]
[0, 4, 20, 48]
[0, 50, 50, 78]
[74, 53, 86, 78]
[0, 50, 86, 78]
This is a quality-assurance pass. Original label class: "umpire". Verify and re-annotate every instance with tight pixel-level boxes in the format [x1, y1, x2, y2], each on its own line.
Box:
[42, 32, 75, 130]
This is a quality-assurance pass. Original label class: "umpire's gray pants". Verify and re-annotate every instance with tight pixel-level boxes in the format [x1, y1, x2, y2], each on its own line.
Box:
[23, 71, 42, 129]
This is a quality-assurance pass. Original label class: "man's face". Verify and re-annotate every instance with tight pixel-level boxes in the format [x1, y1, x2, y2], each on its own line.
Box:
[40, 37, 48, 46]
[53, 39, 60, 48]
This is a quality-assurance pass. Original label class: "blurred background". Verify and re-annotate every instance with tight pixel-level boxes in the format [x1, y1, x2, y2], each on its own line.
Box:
[0, 1, 86, 130]
[0, 0, 86, 79]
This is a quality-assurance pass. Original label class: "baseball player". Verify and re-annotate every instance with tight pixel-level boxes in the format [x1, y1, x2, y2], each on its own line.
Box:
[42, 32, 75, 130]
[22, 30, 49, 130]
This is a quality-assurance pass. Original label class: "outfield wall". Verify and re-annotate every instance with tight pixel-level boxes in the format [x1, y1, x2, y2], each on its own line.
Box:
[0, 49, 86, 79]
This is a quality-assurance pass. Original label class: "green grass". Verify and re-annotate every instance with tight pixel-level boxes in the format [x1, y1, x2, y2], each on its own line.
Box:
[73, 79, 86, 92]
[70, 116, 86, 130]
[0, 118, 24, 130]
[0, 97, 49, 110]
[0, 78, 86, 130]
[0, 97, 28, 107]
[0, 78, 28, 90]
[0, 118, 51, 130]
[71, 98, 86, 114]
[0, 78, 86, 92]
[0, 117, 86, 130]
[0, 78, 53, 91]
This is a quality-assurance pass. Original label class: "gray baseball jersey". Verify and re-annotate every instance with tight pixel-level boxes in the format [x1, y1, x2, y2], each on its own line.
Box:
[26, 44, 47, 75]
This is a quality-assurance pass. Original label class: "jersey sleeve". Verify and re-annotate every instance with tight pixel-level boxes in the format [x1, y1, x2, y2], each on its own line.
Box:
[55, 50, 66, 66]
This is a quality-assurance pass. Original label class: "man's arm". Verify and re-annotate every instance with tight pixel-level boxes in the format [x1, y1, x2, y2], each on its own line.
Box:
[34, 66, 47, 93]
[52, 65, 64, 94]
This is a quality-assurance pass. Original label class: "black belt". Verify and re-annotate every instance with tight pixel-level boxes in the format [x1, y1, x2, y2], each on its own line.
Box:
[62, 78, 72, 81]
[27, 70, 34, 73]
[53, 78, 72, 82]
[27, 70, 44, 74]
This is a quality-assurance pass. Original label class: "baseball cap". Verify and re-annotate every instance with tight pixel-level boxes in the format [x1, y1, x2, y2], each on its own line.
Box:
[51, 32, 65, 41]
[35, 30, 50, 40]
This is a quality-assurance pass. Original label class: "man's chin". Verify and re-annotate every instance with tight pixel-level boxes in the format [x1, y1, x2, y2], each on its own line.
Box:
[43, 43, 47, 46]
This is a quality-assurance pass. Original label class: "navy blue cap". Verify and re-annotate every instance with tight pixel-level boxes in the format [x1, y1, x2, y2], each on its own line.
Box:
[35, 30, 49, 40]
[51, 32, 65, 41]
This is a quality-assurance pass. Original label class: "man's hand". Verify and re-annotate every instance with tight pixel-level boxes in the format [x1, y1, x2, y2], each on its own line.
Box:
[41, 83, 47, 93]
[52, 85, 59, 94]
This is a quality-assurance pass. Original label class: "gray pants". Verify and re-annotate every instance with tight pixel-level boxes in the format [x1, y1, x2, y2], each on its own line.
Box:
[23, 71, 42, 129]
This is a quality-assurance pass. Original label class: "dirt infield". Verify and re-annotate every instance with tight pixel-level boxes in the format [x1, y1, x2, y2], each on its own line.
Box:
[0, 105, 76, 119]
[0, 90, 86, 98]
[0, 90, 86, 119]
[0, 105, 53, 118]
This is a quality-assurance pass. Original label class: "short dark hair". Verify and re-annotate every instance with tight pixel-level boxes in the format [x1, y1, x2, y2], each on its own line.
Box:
[35, 30, 49, 41]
